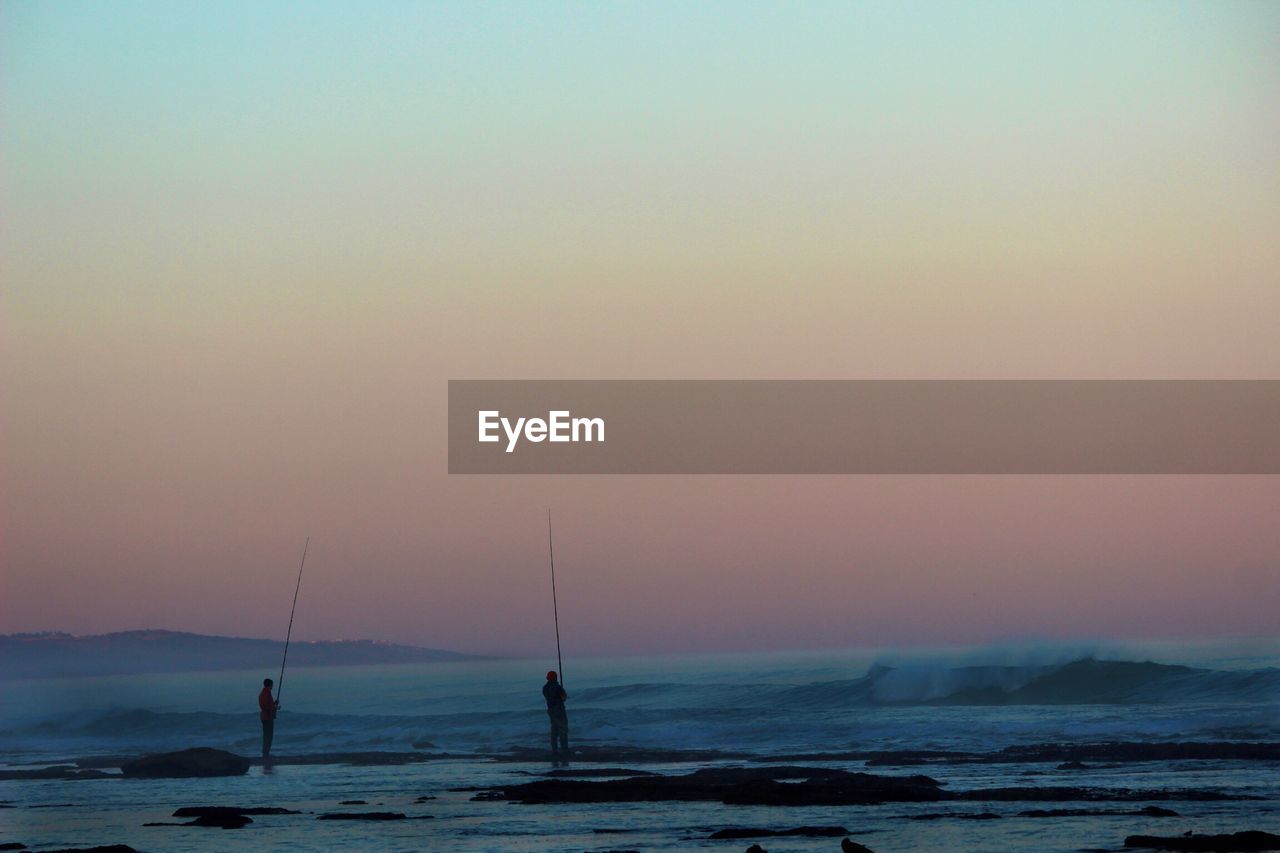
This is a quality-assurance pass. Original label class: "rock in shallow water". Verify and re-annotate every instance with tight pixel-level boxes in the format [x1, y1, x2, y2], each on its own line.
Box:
[120, 748, 249, 778]
[481, 764, 1251, 808]
[172, 806, 299, 817]
[1019, 806, 1178, 818]
[143, 814, 253, 829]
[187, 814, 250, 829]
[540, 767, 657, 778]
[905, 812, 1001, 821]
[142, 806, 300, 829]
[316, 812, 407, 821]
[492, 766, 943, 806]
[1122, 832, 1280, 852]
[0, 766, 111, 781]
[709, 826, 850, 839]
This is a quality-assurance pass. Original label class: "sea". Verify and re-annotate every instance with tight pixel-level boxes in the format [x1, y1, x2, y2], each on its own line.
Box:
[2, 641, 1278, 851]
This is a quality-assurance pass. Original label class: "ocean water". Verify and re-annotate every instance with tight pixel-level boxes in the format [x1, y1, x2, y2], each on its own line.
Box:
[2, 642, 1278, 851]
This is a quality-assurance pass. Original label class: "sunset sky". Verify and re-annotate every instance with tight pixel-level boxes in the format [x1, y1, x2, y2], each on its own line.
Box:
[3, 2, 1278, 656]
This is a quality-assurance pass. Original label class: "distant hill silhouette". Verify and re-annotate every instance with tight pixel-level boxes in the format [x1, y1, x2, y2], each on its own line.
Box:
[0, 630, 488, 679]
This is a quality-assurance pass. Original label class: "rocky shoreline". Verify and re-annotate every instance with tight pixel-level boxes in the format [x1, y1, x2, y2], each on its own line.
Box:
[4, 741, 1276, 852]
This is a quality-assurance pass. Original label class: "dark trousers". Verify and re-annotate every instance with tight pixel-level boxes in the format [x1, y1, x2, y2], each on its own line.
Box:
[261, 719, 275, 757]
[548, 708, 569, 755]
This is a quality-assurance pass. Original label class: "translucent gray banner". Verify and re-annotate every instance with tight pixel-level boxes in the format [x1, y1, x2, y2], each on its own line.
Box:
[447, 380, 1280, 474]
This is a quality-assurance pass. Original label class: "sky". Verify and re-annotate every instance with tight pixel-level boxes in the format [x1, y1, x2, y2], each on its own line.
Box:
[2, 1, 1278, 656]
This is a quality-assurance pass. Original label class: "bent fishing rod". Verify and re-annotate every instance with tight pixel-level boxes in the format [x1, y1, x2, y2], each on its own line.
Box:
[548, 510, 563, 688]
[276, 536, 310, 705]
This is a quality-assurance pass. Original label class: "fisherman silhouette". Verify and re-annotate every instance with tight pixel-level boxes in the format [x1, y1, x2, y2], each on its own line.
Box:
[543, 670, 569, 763]
[258, 677, 280, 759]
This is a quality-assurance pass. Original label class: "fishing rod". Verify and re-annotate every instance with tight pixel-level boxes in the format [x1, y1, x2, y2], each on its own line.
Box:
[548, 510, 563, 688]
[276, 536, 310, 705]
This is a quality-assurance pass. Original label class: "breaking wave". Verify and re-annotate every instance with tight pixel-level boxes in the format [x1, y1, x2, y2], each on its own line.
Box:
[3, 657, 1275, 758]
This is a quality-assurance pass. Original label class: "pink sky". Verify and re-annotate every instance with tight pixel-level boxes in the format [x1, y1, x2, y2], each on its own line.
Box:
[3, 3, 1278, 655]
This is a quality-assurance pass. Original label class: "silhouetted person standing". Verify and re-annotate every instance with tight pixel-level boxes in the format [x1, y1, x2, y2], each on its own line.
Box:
[259, 678, 280, 759]
[543, 670, 569, 762]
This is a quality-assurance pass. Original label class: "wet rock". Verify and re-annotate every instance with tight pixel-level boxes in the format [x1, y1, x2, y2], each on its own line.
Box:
[0, 844, 26, 851]
[496, 745, 747, 763]
[172, 806, 299, 817]
[1122, 832, 1280, 851]
[120, 748, 249, 778]
[541, 768, 657, 778]
[0, 766, 111, 781]
[709, 826, 850, 839]
[250, 750, 463, 766]
[339, 800, 367, 805]
[955, 786, 1250, 803]
[904, 812, 1001, 820]
[163, 814, 251, 829]
[773, 742, 1280, 767]
[745, 846, 766, 853]
[1057, 760, 1090, 770]
[1020, 806, 1178, 818]
[1001, 742, 1280, 764]
[316, 812, 407, 820]
[487, 766, 943, 806]
[1138, 806, 1181, 817]
[721, 771, 948, 807]
[41, 847, 138, 853]
[861, 751, 964, 767]
[193, 814, 249, 829]
[481, 764, 1250, 808]
[842, 841, 875, 853]
[413, 795, 436, 803]
[71, 757, 135, 769]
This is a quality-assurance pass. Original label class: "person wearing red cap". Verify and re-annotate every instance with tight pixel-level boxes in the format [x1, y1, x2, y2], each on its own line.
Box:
[542, 670, 569, 763]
